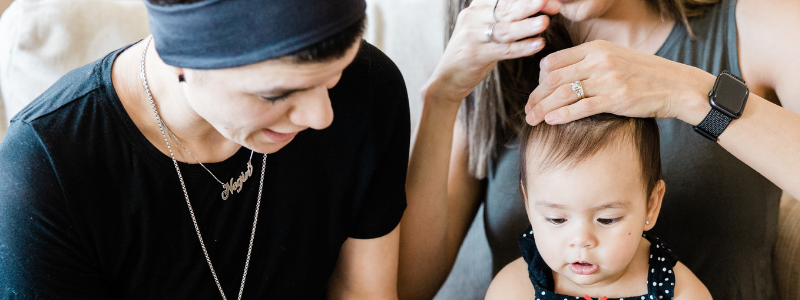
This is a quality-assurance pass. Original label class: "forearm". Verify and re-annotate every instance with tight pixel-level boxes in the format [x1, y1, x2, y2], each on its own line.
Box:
[717, 95, 800, 198]
[399, 83, 464, 299]
[678, 77, 800, 199]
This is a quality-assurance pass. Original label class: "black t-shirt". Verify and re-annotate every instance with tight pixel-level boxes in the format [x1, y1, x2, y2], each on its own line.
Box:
[0, 40, 409, 299]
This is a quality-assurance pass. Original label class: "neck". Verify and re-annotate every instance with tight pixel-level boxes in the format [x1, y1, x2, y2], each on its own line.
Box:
[575, 0, 674, 54]
[112, 39, 241, 163]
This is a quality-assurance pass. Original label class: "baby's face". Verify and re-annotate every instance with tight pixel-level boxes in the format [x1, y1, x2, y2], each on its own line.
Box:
[524, 143, 658, 287]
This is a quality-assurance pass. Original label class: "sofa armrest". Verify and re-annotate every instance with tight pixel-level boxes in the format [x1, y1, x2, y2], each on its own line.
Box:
[775, 192, 800, 300]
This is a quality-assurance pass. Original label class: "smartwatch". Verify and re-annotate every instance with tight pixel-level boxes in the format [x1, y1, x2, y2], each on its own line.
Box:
[692, 70, 749, 141]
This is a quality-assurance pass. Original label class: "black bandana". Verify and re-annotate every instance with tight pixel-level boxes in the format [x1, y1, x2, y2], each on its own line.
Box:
[145, 0, 366, 69]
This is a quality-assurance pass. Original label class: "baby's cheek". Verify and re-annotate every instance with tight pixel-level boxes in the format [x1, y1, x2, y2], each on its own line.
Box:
[600, 235, 641, 271]
[532, 227, 564, 266]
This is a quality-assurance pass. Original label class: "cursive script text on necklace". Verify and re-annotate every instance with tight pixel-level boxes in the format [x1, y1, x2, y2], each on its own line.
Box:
[221, 160, 254, 200]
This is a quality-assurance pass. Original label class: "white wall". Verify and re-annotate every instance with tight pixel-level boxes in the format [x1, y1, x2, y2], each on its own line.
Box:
[364, 0, 446, 142]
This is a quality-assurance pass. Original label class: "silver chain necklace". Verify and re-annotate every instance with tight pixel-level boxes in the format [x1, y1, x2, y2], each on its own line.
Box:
[164, 125, 255, 200]
[139, 36, 265, 300]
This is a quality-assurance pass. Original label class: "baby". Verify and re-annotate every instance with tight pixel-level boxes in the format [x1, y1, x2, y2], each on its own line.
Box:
[486, 114, 712, 300]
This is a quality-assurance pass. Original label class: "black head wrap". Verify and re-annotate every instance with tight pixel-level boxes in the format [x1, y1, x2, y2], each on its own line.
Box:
[145, 0, 367, 69]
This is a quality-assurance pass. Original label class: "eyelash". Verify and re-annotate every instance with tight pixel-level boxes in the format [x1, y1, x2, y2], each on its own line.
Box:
[597, 217, 623, 225]
[260, 94, 290, 103]
[544, 217, 624, 226]
[545, 218, 567, 225]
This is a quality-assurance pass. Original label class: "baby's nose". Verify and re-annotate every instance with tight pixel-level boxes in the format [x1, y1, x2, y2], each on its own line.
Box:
[569, 227, 597, 248]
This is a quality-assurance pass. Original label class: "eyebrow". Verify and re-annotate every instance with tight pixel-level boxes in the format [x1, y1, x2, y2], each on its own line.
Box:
[255, 86, 314, 96]
[535, 201, 632, 210]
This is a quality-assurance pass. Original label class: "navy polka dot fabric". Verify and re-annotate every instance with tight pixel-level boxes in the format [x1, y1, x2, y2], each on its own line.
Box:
[519, 226, 678, 300]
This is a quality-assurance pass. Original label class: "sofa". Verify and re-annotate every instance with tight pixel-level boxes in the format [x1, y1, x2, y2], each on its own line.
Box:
[0, 0, 798, 299]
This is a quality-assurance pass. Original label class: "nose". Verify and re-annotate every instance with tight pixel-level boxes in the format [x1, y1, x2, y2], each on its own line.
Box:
[569, 223, 597, 249]
[288, 86, 334, 130]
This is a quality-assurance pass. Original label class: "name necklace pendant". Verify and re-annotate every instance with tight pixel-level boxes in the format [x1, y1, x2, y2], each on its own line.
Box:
[166, 128, 255, 201]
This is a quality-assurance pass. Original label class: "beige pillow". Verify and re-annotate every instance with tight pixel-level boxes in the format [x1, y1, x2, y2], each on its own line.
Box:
[0, 0, 150, 134]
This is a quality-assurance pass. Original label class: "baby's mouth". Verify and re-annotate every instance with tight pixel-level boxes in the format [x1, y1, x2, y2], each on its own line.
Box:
[568, 261, 599, 275]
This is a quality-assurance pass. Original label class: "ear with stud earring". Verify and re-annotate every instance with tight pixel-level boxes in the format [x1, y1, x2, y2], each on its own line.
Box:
[645, 220, 650, 225]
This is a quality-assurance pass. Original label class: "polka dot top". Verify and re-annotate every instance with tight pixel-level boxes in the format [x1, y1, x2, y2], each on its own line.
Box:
[518, 226, 678, 300]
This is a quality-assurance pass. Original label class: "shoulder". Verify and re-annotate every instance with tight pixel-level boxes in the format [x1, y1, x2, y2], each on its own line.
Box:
[327, 40, 410, 150]
[671, 261, 712, 300]
[334, 40, 408, 108]
[735, 0, 800, 109]
[486, 257, 536, 300]
[12, 54, 109, 124]
[735, 0, 800, 33]
[349, 40, 403, 77]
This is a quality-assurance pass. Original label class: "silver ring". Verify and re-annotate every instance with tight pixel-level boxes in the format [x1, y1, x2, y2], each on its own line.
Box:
[485, 22, 498, 42]
[493, 0, 501, 22]
[570, 80, 586, 100]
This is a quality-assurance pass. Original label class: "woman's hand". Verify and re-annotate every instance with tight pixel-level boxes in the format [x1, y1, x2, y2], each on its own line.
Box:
[425, 0, 560, 104]
[525, 40, 718, 126]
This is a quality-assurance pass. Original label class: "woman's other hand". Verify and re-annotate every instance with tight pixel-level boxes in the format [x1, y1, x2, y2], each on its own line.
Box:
[525, 40, 717, 126]
[425, 0, 560, 104]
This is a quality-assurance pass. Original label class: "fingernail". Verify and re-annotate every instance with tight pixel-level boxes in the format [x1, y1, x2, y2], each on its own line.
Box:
[531, 40, 543, 50]
[526, 112, 536, 125]
[525, 103, 531, 114]
[545, 112, 558, 123]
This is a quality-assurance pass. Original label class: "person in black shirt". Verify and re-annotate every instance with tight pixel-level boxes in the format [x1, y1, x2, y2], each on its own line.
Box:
[0, 1, 408, 299]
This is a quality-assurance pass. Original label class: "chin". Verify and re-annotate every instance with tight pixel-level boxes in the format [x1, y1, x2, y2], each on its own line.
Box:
[249, 141, 291, 155]
[559, 271, 608, 287]
[236, 130, 297, 155]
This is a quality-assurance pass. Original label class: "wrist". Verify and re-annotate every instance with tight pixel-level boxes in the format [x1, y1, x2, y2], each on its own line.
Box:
[677, 71, 716, 126]
[421, 79, 464, 111]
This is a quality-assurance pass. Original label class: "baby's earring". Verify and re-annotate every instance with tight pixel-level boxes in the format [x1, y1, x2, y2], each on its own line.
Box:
[645, 220, 650, 225]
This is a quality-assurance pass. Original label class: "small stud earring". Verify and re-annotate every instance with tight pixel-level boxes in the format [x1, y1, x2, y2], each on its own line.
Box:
[178, 74, 185, 82]
[645, 220, 650, 225]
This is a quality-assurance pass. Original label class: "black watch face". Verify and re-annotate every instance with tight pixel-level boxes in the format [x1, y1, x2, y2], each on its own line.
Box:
[711, 73, 749, 117]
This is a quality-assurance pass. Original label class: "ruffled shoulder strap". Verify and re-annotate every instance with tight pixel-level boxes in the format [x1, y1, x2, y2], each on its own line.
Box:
[643, 233, 679, 299]
[518, 225, 555, 290]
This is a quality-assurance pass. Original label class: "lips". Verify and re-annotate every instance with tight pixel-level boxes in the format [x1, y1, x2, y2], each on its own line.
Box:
[568, 261, 598, 275]
[261, 128, 299, 143]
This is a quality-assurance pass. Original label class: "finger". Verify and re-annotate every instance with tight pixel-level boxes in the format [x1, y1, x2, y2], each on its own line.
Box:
[544, 96, 607, 125]
[539, 40, 604, 73]
[526, 81, 587, 125]
[487, 37, 545, 61]
[490, 15, 549, 43]
[528, 62, 586, 107]
[540, 0, 561, 15]
[496, 0, 548, 21]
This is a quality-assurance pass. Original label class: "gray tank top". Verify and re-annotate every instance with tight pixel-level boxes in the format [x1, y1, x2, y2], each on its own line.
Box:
[482, 0, 781, 298]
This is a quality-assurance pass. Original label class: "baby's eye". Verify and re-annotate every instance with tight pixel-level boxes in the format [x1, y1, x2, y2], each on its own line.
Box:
[597, 217, 622, 225]
[260, 94, 290, 102]
[545, 218, 567, 225]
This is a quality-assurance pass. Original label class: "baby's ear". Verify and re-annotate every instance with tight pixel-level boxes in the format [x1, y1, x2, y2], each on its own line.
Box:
[644, 180, 666, 231]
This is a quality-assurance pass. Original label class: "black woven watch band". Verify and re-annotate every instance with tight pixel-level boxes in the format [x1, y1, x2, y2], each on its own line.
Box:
[692, 108, 733, 141]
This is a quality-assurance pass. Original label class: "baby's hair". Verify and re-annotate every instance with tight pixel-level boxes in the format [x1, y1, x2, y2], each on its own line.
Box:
[518, 114, 663, 200]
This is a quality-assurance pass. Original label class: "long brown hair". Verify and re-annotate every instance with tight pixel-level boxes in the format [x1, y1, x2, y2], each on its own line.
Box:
[448, 0, 720, 179]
